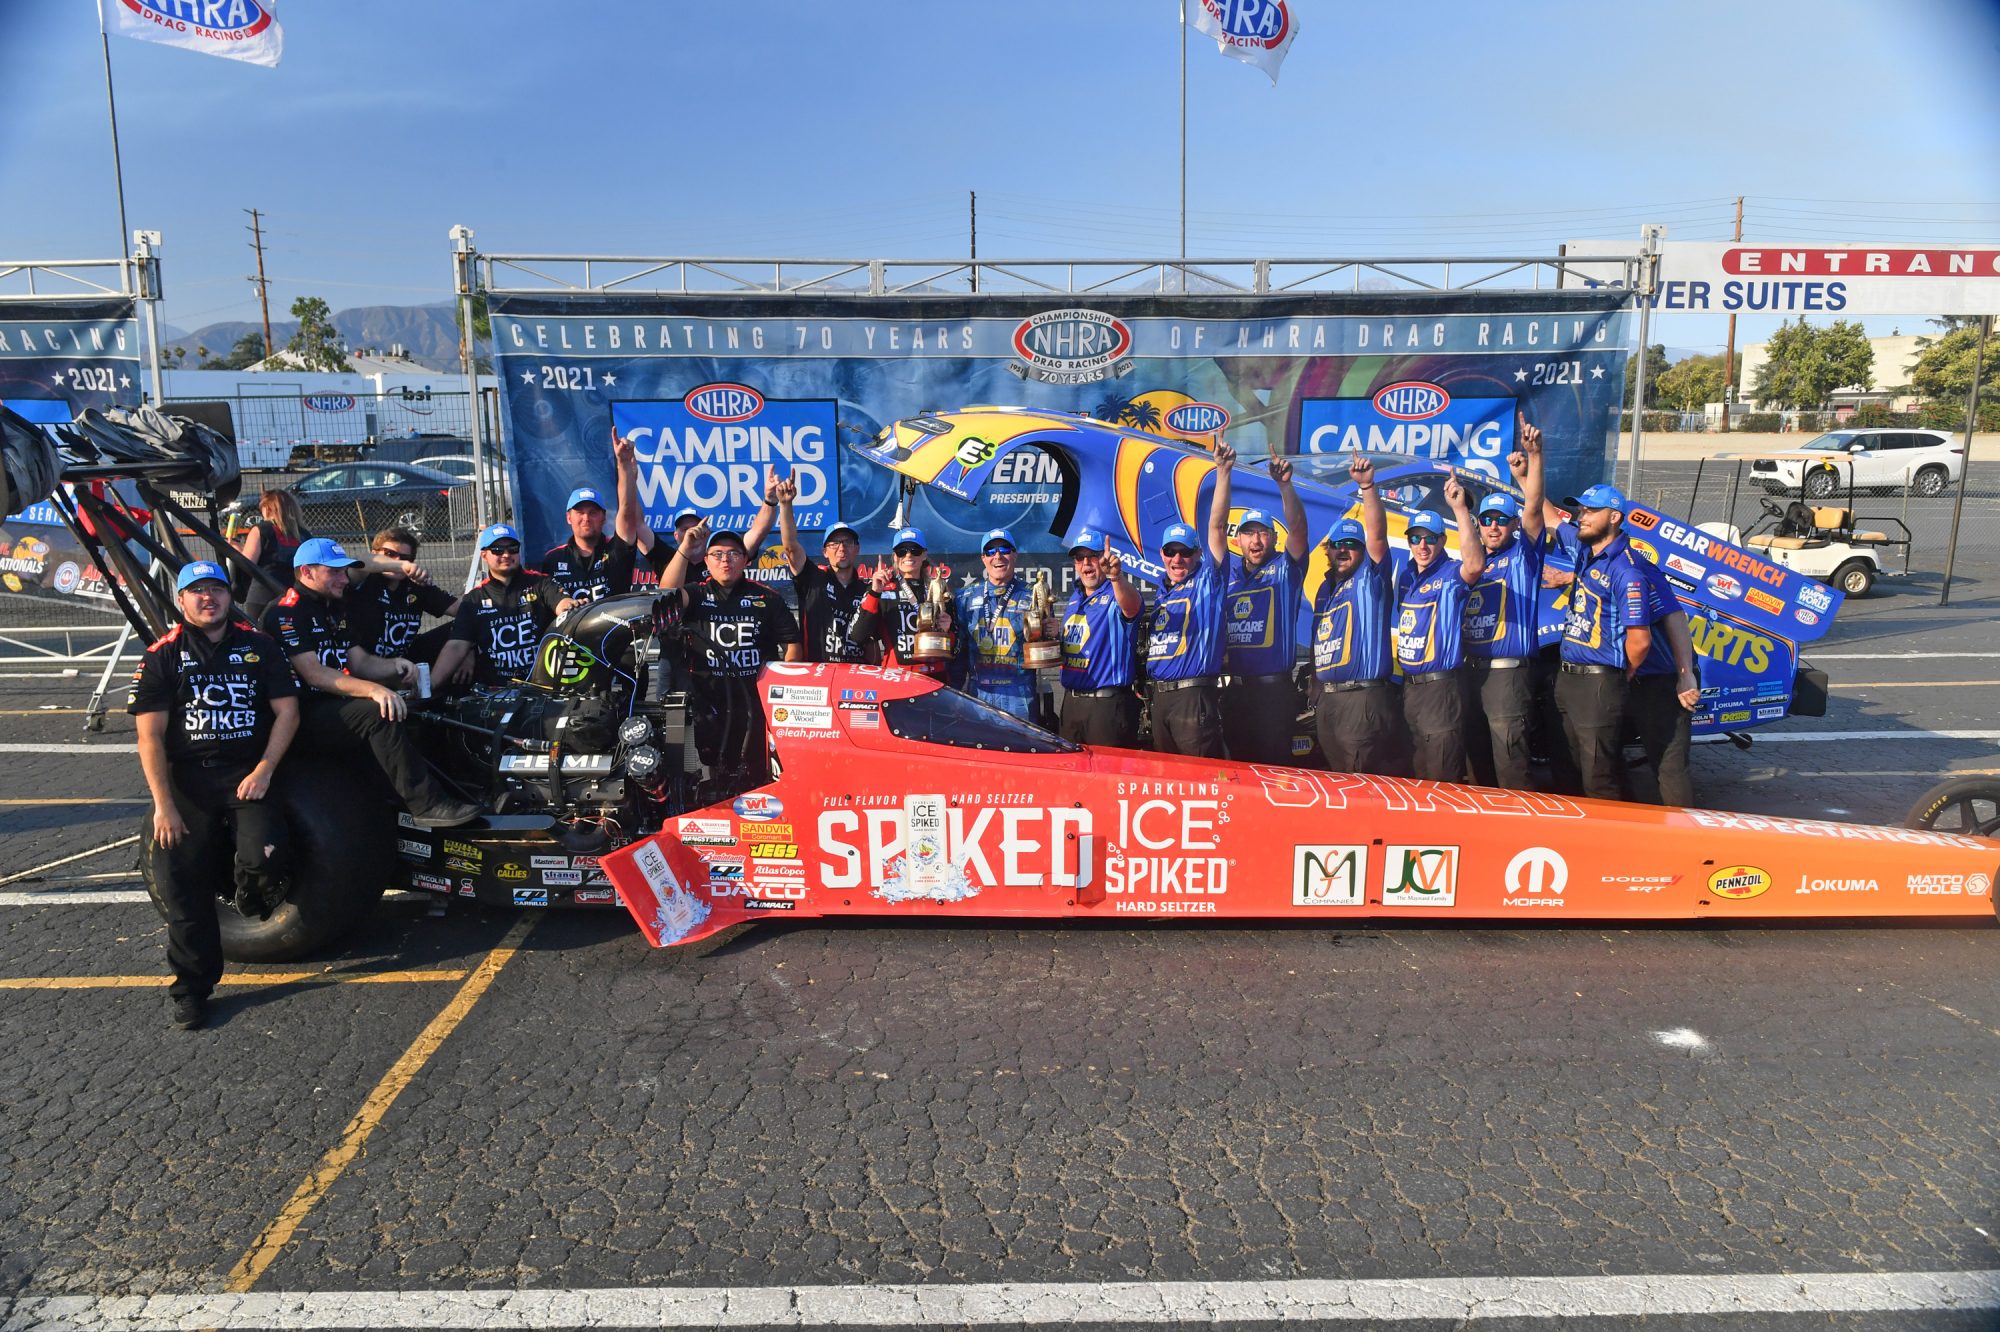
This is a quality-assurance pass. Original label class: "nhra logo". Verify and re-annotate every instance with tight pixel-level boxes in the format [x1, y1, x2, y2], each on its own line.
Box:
[302, 394, 356, 413]
[1372, 381, 1450, 421]
[1197, 0, 1293, 45]
[1165, 402, 1230, 435]
[121, 0, 275, 34]
[1009, 309, 1134, 385]
[1794, 607, 1820, 627]
[685, 383, 765, 422]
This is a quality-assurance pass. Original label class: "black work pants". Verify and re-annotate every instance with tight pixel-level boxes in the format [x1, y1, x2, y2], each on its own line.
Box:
[147, 761, 287, 1001]
[1403, 669, 1469, 783]
[1556, 669, 1627, 802]
[296, 692, 443, 813]
[1466, 660, 1535, 790]
[1625, 672, 1694, 807]
[1314, 683, 1405, 775]
[1149, 682, 1225, 758]
[1060, 690, 1140, 748]
[694, 675, 769, 801]
[1222, 676, 1303, 765]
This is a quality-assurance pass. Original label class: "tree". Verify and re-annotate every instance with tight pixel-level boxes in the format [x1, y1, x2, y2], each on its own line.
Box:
[1623, 343, 1669, 408]
[1908, 317, 1997, 408]
[284, 296, 353, 372]
[200, 331, 267, 370]
[1654, 352, 1730, 413]
[1752, 318, 1874, 410]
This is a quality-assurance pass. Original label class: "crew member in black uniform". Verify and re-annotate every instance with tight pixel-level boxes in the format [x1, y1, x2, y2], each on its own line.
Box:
[657, 517, 803, 800]
[773, 474, 868, 662]
[612, 432, 781, 583]
[847, 525, 956, 681]
[433, 523, 576, 687]
[133, 561, 300, 1030]
[345, 526, 459, 673]
[265, 538, 477, 828]
[540, 485, 642, 603]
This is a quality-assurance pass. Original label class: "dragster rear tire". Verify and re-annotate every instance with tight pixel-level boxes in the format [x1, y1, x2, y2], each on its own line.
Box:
[140, 755, 396, 964]
[1905, 777, 2000, 839]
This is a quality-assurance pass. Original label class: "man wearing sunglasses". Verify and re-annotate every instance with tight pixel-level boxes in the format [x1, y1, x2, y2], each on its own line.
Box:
[773, 473, 868, 663]
[433, 524, 576, 689]
[848, 526, 955, 681]
[1392, 480, 1486, 782]
[1462, 414, 1548, 790]
[954, 526, 1045, 724]
[344, 526, 460, 676]
[1215, 448, 1310, 766]
[1143, 442, 1235, 758]
[1310, 454, 1399, 774]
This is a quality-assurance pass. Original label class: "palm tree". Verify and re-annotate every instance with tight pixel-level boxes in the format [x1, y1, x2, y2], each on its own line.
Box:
[1118, 400, 1162, 431]
[1092, 394, 1134, 423]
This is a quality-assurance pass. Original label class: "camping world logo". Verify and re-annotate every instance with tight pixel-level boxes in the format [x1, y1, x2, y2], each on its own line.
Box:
[1008, 309, 1134, 386]
[1382, 844, 1459, 907]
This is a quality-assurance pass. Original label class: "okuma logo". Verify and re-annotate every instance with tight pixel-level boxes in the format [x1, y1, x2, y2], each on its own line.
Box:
[1373, 381, 1450, 421]
[1165, 402, 1230, 435]
[1198, 0, 1292, 46]
[123, 0, 274, 34]
[685, 383, 764, 422]
[1008, 309, 1134, 385]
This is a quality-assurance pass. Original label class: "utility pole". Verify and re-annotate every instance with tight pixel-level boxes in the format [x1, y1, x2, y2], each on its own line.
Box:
[1721, 195, 1743, 431]
[969, 190, 978, 293]
[245, 208, 273, 359]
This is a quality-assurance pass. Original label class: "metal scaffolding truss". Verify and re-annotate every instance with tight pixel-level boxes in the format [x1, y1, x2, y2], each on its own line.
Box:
[473, 252, 1645, 298]
[0, 257, 138, 302]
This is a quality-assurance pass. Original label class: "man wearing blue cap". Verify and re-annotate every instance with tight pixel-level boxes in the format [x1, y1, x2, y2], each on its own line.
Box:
[1463, 414, 1548, 790]
[1143, 443, 1234, 757]
[613, 433, 779, 585]
[1059, 528, 1143, 745]
[1547, 483, 1657, 800]
[434, 523, 576, 688]
[133, 561, 300, 1029]
[1310, 454, 1401, 773]
[954, 526, 1045, 723]
[540, 484, 640, 603]
[772, 473, 868, 663]
[849, 525, 955, 681]
[1214, 448, 1310, 764]
[267, 538, 478, 829]
[1392, 479, 1485, 781]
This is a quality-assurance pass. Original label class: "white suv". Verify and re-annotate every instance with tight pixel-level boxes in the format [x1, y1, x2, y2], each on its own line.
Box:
[1750, 428, 1963, 498]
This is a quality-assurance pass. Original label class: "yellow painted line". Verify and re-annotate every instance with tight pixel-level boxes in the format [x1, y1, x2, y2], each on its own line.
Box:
[0, 970, 469, 990]
[225, 914, 538, 1293]
[1837, 680, 2000, 688]
[0, 797, 146, 806]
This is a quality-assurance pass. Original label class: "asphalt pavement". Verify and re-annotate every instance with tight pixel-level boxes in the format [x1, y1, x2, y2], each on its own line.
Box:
[0, 592, 1996, 1330]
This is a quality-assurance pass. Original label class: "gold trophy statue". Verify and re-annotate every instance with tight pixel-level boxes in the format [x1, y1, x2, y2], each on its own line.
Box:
[1022, 568, 1062, 667]
[910, 568, 956, 660]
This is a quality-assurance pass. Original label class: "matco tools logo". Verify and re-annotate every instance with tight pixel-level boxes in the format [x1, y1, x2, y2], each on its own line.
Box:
[1007, 309, 1134, 385]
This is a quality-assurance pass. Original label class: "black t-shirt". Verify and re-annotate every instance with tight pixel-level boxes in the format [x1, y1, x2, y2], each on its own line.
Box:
[541, 536, 639, 603]
[344, 573, 457, 658]
[792, 562, 869, 663]
[263, 587, 350, 687]
[681, 579, 801, 684]
[449, 571, 562, 685]
[128, 620, 297, 766]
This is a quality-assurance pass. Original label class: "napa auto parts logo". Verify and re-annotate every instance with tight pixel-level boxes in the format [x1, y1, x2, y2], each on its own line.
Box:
[1007, 309, 1135, 385]
[1298, 381, 1517, 479]
[1198, 0, 1293, 47]
[121, 0, 275, 35]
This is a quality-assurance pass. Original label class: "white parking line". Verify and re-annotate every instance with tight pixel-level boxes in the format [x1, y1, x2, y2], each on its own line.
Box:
[2, 1271, 1994, 1328]
[1811, 652, 1995, 660]
[0, 890, 149, 906]
[0, 743, 136, 753]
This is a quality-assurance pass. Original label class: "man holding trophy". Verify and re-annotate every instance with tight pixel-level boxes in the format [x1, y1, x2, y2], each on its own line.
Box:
[953, 527, 1058, 724]
[848, 526, 957, 681]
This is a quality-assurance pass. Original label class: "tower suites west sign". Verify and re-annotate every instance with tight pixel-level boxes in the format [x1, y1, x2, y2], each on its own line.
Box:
[1564, 241, 2000, 316]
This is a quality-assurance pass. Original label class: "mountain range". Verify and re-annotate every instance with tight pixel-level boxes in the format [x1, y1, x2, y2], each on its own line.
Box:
[160, 303, 468, 373]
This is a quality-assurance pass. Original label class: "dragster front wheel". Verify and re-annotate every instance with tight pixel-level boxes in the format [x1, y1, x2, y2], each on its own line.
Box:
[1906, 777, 2000, 839]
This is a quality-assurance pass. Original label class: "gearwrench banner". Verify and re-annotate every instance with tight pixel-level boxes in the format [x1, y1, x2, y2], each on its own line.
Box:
[487, 291, 1634, 564]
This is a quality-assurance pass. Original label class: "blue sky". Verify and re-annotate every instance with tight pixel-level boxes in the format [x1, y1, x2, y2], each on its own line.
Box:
[4, 0, 1997, 353]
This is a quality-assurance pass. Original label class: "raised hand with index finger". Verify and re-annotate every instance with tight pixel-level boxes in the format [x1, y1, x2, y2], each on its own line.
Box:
[1100, 533, 1123, 581]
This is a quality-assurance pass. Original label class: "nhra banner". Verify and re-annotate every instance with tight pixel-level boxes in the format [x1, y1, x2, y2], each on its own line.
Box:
[487, 290, 1633, 567]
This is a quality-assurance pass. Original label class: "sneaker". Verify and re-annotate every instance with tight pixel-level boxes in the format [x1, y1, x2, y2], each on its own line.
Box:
[233, 880, 282, 921]
[408, 800, 480, 830]
[172, 996, 208, 1030]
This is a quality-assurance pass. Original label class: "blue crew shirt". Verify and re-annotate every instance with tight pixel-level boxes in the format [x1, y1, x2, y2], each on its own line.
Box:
[1628, 548, 1684, 678]
[1061, 581, 1139, 690]
[1395, 556, 1471, 673]
[1312, 551, 1395, 685]
[1465, 534, 1545, 661]
[1224, 551, 1305, 676]
[1146, 558, 1225, 682]
[1561, 532, 1650, 669]
[955, 576, 1039, 719]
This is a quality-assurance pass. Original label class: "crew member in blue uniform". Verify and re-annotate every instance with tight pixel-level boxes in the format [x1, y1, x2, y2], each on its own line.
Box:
[1623, 548, 1701, 806]
[1144, 449, 1233, 758]
[1215, 450, 1310, 765]
[1393, 480, 1485, 782]
[540, 486, 642, 603]
[1463, 414, 1547, 789]
[132, 562, 299, 1030]
[1058, 529, 1143, 746]
[955, 528, 1045, 723]
[1310, 454, 1401, 774]
[433, 523, 576, 688]
[1551, 483, 1654, 800]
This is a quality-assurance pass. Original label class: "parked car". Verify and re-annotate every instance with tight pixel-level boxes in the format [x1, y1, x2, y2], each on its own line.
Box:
[1747, 428, 1964, 498]
[411, 454, 477, 482]
[225, 462, 470, 543]
[369, 434, 474, 466]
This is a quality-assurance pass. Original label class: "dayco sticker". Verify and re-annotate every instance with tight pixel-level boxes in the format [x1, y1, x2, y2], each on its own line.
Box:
[1707, 864, 1772, 899]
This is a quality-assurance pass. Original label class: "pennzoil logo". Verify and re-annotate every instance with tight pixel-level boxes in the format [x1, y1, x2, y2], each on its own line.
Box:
[1707, 864, 1771, 899]
[1007, 309, 1134, 385]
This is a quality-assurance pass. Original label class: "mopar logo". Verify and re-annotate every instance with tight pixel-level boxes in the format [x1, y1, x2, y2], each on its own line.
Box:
[302, 394, 356, 412]
[1198, 0, 1292, 44]
[685, 383, 765, 422]
[1012, 310, 1131, 367]
[122, 0, 276, 34]
[1372, 382, 1451, 421]
[1165, 402, 1230, 434]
